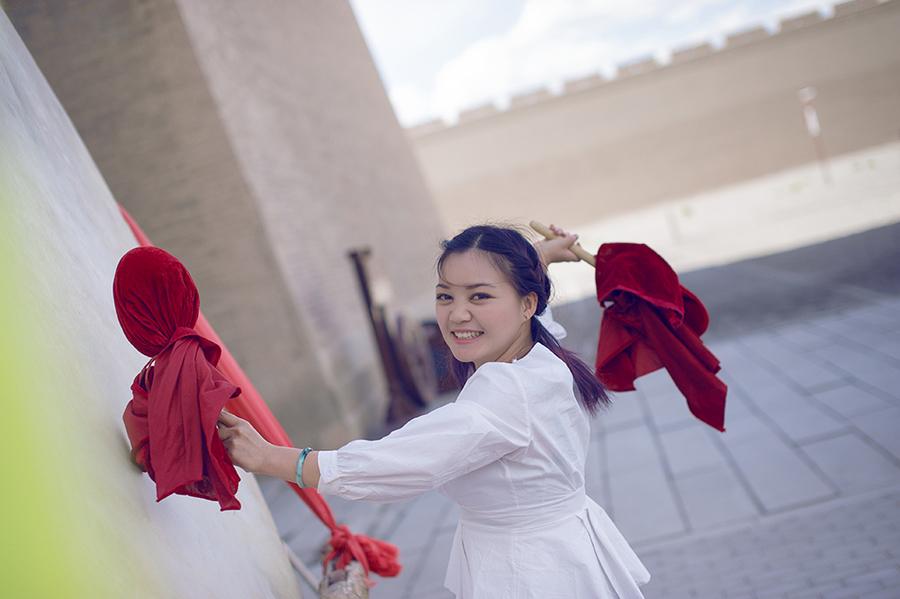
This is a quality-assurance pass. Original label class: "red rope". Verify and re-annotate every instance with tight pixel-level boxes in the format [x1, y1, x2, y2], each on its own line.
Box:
[118, 206, 402, 584]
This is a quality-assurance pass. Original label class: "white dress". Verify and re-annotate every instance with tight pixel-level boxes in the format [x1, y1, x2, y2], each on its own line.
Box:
[317, 339, 651, 598]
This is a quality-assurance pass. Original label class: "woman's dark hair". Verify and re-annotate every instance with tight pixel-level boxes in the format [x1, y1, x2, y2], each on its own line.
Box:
[437, 224, 610, 416]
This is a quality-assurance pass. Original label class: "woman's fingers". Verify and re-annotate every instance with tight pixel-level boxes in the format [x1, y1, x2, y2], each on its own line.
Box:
[549, 223, 571, 237]
[214, 412, 271, 474]
[218, 409, 241, 427]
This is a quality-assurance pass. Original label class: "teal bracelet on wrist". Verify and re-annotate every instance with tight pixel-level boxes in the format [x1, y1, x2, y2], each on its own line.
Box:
[295, 447, 313, 488]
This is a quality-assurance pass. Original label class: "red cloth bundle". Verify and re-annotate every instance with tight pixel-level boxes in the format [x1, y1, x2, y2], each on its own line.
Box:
[594, 243, 727, 432]
[117, 207, 402, 584]
[115, 246, 242, 510]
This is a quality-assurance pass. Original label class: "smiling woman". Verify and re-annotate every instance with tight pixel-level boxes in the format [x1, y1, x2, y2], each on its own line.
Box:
[435, 225, 610, 415]
[218, 224, 652, 598]
[436, 249, 537, 368]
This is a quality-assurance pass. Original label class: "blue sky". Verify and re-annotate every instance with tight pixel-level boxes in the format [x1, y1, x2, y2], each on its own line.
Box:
[349, 0, 834, 127]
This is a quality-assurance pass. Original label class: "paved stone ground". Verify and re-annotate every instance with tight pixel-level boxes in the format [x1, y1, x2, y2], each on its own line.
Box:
[260, 222, 900, 598]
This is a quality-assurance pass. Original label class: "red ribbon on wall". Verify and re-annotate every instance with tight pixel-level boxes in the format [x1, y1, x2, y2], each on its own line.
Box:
[117, 206, 401, 584]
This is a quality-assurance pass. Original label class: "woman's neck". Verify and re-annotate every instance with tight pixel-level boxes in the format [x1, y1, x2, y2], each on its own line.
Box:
[476, 324, 535, 368]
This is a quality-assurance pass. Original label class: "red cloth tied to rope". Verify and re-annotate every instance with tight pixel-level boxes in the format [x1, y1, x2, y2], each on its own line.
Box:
[594, 242, 727, 432]
[115, 246, 242, 510]
[117, 206, 401, 584]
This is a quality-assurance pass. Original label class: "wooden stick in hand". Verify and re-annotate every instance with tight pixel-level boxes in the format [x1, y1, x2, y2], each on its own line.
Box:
[529, 220, 596, 267]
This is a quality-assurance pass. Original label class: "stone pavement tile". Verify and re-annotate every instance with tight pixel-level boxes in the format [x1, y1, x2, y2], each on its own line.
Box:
[368, 568, 413, 599]
[843, 307, 900, 330]
[850, 299, 900, 322]
[809, 312, 876, 336]
[740, 334, 848, 391]
[674, 463, 759, 530]
[410, 590, 454, 599]
[719, 410, 772, 443]
[752, 577, 819, 598]
[368, 494, 456, 599]
[813, 311, 900, 346]
[725, 431, 834, 511]
[774, 322, 831, 351]
[610, 462, 686, 544]
[843, 565, 900, 589]
[820, 582, 889, 598]
[872, 336, 900, 362]
[589, 412, 604, 437]
[585, 437, 612, 511]
[803, 544, 889, 581]
[801, 433, 900, 493]
[659, 424, 728, 475]
[602, 389, 646, 430]
[868, 584, 900, 599]
[807, 331, 899, 372]
[718, 346, 786, 393]
[386, 492, 453, 555]
[633, 367, 678, 395]
[850, 406, 900, 460]
[637, 487, 900, 599]
[811, 342, 900, 401]
[259, 477, 347, 562]
[328, 495, 392, 537]
[640, 566, 713, 599]
[811, 382, 894, 418]
[606, 423, 660, 474]
[401, 526, 455, 599]
[783, 362, 854, 393]
[754, 390, 849, 444]
[717, 379, 756, 421]
[643, 387, 697, 430]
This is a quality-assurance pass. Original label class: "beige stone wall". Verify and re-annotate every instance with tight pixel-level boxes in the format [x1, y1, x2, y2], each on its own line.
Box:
[6, 0, 444, 446]
[1, 10, 299, 595]
[410, 0, 900, 234]
[174, 0, 445, 440]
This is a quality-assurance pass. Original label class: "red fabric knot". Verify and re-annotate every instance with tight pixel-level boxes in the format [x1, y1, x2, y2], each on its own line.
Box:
[115, 247, 242, 510]
[594, 243, 727, 432]
[324, 524, 402, 587]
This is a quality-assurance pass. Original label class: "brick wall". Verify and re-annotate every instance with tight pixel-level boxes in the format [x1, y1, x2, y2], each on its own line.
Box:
[6, 0, 445, 446]
[410, 0, 900, 235]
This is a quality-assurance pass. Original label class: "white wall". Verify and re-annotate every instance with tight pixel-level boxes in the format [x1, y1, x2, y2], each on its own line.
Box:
[0, 10, 300, 598]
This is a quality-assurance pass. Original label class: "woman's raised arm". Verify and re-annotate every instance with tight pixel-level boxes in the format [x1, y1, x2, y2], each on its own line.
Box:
[534, 224, 580, 267]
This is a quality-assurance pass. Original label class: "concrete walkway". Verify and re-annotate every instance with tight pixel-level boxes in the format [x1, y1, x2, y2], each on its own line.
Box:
[548, 141, 900, 305]
[260, 222, 900, 598]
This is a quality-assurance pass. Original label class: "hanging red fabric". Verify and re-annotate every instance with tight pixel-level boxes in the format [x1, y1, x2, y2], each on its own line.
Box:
[594, 242, 727, 432]
[115, 247, 242, 510]
[117, 206, 401, 584]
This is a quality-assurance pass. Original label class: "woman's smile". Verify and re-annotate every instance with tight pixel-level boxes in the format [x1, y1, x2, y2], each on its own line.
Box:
[451, 329, 484, 343]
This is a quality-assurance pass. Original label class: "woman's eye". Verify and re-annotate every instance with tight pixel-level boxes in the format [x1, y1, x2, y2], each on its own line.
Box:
[471, 293, 492, 301]
[436, 293, 452, 302]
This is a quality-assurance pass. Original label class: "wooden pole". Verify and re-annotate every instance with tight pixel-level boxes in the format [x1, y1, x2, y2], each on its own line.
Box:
[529, 220, 596, 267]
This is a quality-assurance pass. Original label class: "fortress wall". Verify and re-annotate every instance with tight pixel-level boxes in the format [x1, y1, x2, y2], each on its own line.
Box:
[410, 0, 900, 234]
[174, 0, 446, 436]
[4, 0, 341, 445]
[0, 10, 299, 597]
[6, 0, 446, 445]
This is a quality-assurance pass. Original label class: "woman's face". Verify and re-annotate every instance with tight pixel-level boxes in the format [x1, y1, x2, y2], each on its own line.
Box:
[435, 250, 536, 368]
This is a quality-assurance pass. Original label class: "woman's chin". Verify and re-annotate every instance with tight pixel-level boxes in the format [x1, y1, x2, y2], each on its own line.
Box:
[448, 345, 480, 364]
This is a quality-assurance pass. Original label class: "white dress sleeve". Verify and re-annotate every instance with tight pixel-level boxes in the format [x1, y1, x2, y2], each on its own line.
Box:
[316, 362, 531, 502]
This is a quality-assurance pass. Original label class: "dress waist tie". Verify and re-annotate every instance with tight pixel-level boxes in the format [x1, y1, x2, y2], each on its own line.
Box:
[458, 488, 588, 534]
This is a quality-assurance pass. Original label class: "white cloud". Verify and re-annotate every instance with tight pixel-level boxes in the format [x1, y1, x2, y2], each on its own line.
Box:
[429, 0, 654, 123]
[388, 84, 436, 127]
[364, 0, 840, 127]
